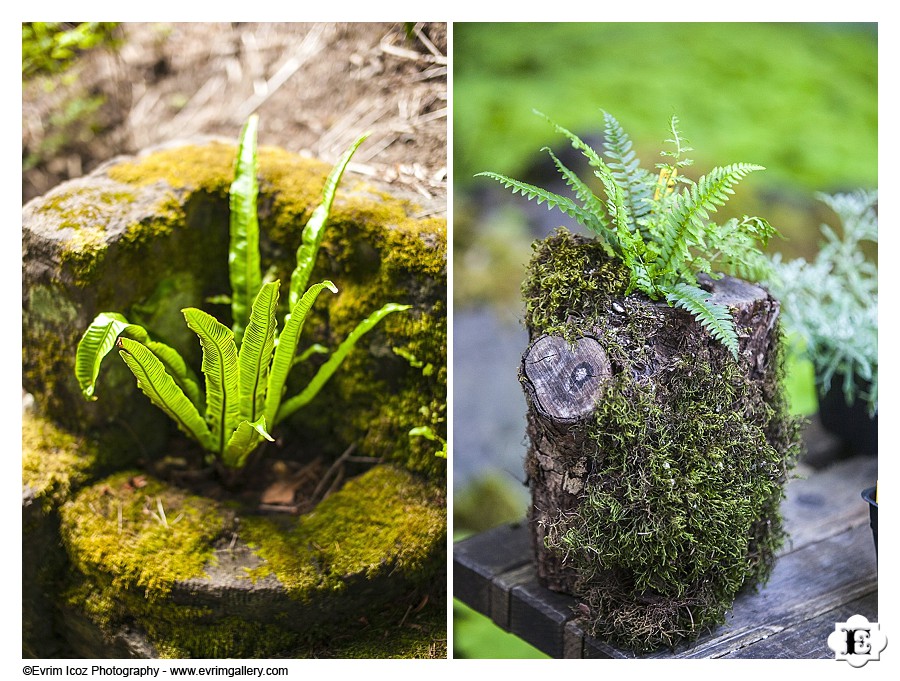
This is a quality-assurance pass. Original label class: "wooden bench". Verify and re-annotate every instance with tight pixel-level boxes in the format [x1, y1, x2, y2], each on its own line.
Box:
[453, 452, 877, 658]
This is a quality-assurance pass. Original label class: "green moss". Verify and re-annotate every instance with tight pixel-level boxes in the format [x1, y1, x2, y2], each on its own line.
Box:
[524, 228, 801, 652]
[37, 187, 138, 232]
[281, 211, 447, 478]
[59, 471, 228, 598]
[23, 412, 103, 658]
[149, 615, 302, 659]
[243, 465, 445, 597]
[56, 465, 443, 657]
[50, 452, 444, 658]
[522, 228, 631, 341]
[108, 143, 234, 192]
[23, 411, 98, 513]
[61, 576, 280, 659]
[322, 600, 448, 658]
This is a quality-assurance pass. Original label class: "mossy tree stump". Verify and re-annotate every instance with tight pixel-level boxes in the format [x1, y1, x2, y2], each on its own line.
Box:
[520, 230, 800, 652]
[22, 140, 447, 658]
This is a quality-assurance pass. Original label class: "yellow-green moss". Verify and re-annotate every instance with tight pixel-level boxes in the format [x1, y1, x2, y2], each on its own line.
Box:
[151, 617, 303, 659]
[285, 210, 447, 477]
[522, 227, 632, 341]
[61, 576, 269, 659]
[242, 465, 445, 597]
[59, 471, 229, 598]
[108, 143, 326, 206]
[58, 464, 444, 658]
[23, 412, 97, 513]
[108, 143, 234, 192]
[321, 603, 448, 659]
[37, 186, 137, 233]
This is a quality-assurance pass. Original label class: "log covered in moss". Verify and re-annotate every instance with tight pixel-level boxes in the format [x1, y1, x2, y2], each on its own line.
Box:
[521, 229, 801, 652]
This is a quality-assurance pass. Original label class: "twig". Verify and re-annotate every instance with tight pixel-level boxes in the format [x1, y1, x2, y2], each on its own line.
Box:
[155, 497, 168, 528]
[311, 443, 356, 502]
[398, 604, 414, 628]
[379, 27, 447, 66]
[411, 24, 446, 62]
[322, 465, 345, 502]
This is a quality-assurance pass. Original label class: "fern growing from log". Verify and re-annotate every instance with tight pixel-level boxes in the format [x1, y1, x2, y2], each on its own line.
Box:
[478, 110, 777, 358]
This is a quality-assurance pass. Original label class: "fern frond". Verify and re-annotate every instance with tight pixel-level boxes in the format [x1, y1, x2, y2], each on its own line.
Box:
[276, 302, 411, 424]
[657, 163, 764, 282]
[116, 337, 216, 451]
[479, 109, 774, 359]
[229, 114, 262, 346]
[144, 339, 204, 412]
[289, 132, 369, 312]
[663, 283, 738, 358]
[222, 416, 273, 469]
[602, 111, 653, 229]
[600, 163, 653, 297]
[264, 281, 337, 430]
[475, 171, 602, 232]
[542, 146, 612, 241]
[660, 115, 694, 167]
[707, 216, 778, 281]
[183, 307, 241, 455]
[533, 111, 629, 229]
[534, 110, 606, 169]
[237, 280, 279, 423]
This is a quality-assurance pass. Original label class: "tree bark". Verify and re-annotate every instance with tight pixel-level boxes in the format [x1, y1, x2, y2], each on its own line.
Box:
[520, 335, 611, 590]
[521, 274, 783, 593]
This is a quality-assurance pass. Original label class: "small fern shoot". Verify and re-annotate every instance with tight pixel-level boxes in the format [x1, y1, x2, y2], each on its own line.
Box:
[477, 110, 777, 358]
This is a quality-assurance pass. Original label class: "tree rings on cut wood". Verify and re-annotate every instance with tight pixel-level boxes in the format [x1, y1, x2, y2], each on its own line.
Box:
[521, 335, 611, 424]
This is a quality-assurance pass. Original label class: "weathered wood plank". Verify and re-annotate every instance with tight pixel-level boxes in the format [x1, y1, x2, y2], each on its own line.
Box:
[490, 564, 534, 629]
[453, 521, 531, 619]
[652, 523, 877, 658]
[508, 575, 579, 658]
[721, 593, 878, 659]
[780, 455, 877, 552]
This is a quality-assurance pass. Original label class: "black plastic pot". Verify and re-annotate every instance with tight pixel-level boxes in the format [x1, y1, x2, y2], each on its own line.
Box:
[818, 376, 877, 457]
[861, 486, 878, 556]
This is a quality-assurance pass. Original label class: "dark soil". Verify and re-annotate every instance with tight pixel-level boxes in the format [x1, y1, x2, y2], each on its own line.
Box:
[22, 22, 447, 217]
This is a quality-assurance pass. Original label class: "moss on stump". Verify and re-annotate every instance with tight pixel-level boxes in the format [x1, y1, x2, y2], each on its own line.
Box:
[521, 229, 801, 652]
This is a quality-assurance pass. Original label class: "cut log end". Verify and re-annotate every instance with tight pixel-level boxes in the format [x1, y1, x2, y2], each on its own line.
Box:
[521, 335, 611, 423]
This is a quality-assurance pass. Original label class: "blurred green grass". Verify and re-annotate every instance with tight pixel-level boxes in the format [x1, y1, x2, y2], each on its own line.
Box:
[453, 600, 549, 658]
[454, 22, 877, 195]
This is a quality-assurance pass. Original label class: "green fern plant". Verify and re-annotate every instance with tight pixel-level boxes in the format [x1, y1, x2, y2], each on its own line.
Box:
[478, 110, 777, 357]
[75, 115, 409, 471]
